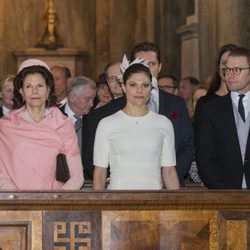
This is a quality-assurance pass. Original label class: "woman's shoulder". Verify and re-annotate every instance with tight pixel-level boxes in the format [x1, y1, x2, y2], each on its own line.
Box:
[46, 107, 72, 128]
[100, 110, 123, 123]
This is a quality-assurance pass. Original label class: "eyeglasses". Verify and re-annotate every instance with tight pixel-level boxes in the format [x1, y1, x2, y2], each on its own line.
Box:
[159, 85, 176, 91]
[222, 67, 250, 75]
[107, 75, 122, 82]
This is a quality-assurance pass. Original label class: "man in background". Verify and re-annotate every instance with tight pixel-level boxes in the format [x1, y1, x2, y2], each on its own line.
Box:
[158, 74, 179, 95]
[60, 76, 96, 160]
[178, 76, 200, 119]
[51, 65, 72, 107]
[104, 62, 123, 99]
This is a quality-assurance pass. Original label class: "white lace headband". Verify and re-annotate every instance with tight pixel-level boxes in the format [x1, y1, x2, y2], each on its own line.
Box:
[120, 54, 158, 89]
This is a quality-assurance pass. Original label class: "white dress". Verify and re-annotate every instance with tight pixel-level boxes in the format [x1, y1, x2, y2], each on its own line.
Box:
[94, 110, 176, 190]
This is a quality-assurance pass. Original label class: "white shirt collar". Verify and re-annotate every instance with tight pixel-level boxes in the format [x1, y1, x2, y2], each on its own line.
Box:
[2, 105, 10, 115]
[231, 91, 250, 119]
[65, 103, 81, 124]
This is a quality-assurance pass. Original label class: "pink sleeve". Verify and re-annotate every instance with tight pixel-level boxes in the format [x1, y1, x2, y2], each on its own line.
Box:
[54, 111, 79, 156]
[0, 160, 17, 190]
[61, 154, 84, 190]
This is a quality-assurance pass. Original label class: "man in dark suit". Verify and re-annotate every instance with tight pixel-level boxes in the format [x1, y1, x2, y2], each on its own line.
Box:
[83, 41, 194, 186]
[197, 47, 250, 188]
[60, 76, 96, 161]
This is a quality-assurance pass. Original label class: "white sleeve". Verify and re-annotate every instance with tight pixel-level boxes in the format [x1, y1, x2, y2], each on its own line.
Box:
[93, 120, 110, 168]
[161, 120, 176, 167]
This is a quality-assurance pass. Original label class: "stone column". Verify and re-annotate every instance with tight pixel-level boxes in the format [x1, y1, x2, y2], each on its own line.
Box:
[177, 3, 199, 79]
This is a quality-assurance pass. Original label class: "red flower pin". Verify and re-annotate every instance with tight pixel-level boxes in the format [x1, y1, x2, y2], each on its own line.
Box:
[169, 111, 179, 120]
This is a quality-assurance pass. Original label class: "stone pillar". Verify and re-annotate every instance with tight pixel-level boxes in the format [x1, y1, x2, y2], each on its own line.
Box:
[177, 13, 199, 79]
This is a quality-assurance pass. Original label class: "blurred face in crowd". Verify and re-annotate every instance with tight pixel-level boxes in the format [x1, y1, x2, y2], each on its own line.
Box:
[178, 79, 193, 102]
[225, 56, 250, 94]
[106, 63, 123, 98]
[0, 78, 14, 109]
[20, 73, 50, 111]
[68, 86, 96, 116]
[134, 51, 162, 78]
[51, 67, 69, 102]
[193, 88, 207, 110]
[97, 83, 112, 105]
[219, 51, 230, 81]
[122, 72, 152, 108]
[158, 77, 178, 95]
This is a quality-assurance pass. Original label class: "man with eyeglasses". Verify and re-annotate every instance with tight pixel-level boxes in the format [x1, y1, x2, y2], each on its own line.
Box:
[157, 74, 179, 95]
[104, 61, 123, 99]
[197, 46, 250, 189]
[83, 41, 194, 187]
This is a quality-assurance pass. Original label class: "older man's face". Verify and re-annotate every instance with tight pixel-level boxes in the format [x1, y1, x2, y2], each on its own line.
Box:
[68, 86, 96, 116]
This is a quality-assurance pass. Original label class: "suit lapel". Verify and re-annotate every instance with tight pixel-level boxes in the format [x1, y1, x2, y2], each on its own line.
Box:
[222, 94, 244, 162]
[0, 106, 4, 118]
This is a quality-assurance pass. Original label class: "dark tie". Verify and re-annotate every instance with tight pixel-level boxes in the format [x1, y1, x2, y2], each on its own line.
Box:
[238, 94, 245, 122]
[74, 115, 82, 152]
[74, 115, 82, 132]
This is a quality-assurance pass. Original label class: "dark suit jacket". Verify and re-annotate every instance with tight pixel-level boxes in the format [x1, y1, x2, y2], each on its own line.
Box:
[83, 90, 194, 186]
[196, 94, 250, 189]
[0, 106, 4, 118]
[59, 105, 86, 163]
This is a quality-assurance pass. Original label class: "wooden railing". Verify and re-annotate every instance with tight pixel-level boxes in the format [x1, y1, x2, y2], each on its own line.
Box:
[0, 189, 249, 249]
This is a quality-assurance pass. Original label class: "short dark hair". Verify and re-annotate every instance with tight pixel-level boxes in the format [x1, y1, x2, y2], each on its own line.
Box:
[130, 41, 161, 63]
[51, 65, 71, 79]
[181, 76, 200, 86]
[13, 65, 56, 109]
[158, 74, 179, 88]
[104, 61, 121, 78]
[123, 63, 152, 84]
[228, 46, 250, 65]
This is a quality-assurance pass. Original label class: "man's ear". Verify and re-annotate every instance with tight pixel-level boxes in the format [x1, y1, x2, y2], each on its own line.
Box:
[121, 83, 126, 93]
[158, 63, 162, 73]
[0, 91, 2, 99]
[66, 77, 73, 87]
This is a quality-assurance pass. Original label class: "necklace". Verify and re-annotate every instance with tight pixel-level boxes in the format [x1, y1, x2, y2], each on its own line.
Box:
[122, 110, 150, 125]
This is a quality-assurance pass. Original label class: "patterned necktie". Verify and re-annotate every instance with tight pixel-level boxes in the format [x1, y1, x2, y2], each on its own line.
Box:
[238, 94, 245, 122]
[74, 115, 82, 152]
[74, 115, 82, 132]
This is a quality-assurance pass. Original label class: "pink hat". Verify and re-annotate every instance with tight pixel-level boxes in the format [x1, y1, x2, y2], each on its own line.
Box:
[18, 59, 50, 73]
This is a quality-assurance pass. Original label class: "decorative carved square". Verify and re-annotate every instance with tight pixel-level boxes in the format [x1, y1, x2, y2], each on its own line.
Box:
[43, 210, 101, 250]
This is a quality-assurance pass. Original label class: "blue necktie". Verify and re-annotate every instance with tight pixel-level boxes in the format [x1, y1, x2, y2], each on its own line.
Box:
[238, 94, 245, 122]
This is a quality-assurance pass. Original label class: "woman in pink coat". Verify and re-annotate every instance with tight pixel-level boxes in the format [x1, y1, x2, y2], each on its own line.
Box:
[0, 59, 84, 190]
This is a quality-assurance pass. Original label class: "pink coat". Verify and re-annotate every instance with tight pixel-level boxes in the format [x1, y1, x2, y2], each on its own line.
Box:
[0, 107, 83, 190]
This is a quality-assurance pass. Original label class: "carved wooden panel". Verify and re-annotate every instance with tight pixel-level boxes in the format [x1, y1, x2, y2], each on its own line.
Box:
[102, 210, 217, 250]
[42, 210, 101, 250]
[0, 211, 42, 250]
[0, 225, 26, 250]
[218, 210, 250, 250]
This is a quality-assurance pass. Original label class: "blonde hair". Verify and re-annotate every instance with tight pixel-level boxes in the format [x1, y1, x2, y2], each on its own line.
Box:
[0, 74, 15, 91]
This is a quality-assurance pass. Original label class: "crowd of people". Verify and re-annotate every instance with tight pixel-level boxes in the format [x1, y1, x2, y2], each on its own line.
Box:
[0, 40, 249, 190]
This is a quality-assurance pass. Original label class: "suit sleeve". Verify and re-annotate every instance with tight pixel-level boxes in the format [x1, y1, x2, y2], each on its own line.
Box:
[82, 112, 99, 180]
[196, 105, 227, 188]
[175, 100, 194, 186]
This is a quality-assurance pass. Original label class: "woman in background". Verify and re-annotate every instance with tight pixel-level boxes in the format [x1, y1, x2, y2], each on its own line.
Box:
[93, 63, 180, 190]
[95, 81, 113, 108]
[194, 44, 238, 130]
[0, 59, 83, 190]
